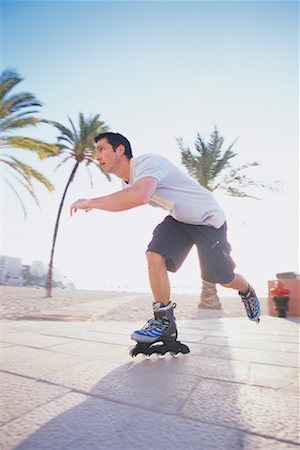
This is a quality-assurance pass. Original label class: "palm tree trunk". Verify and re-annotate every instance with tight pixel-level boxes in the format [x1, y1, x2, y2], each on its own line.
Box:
[198, 280, 222, 309]
[45, 161, 79, 297]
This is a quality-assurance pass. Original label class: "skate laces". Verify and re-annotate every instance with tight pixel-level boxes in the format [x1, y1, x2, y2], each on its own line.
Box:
[242, 298, 254, 315]
[240, 287, 260, 318]
[152, 301, 177, 312]
[142, 319, 163, 331]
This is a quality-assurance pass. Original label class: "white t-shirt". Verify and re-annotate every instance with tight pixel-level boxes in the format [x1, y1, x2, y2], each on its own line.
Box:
[122, 154, 226, 228]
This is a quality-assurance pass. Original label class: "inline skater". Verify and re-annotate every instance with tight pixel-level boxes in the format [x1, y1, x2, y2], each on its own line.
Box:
[70, 132, 261, 357]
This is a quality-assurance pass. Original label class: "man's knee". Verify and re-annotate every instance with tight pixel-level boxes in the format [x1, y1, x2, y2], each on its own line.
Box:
[220, 281, 233, 288]
[146, 251, 166, 268]
[220, 276, 236, 288]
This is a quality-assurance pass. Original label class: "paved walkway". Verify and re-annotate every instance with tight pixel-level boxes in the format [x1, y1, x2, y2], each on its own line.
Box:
[1, 295, 299, 449]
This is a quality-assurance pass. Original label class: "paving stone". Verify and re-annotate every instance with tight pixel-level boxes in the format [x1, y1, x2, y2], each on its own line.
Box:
[185, 342, 223, 357]
[152, 354, 250, 383]
[249, 362, 300, 392]
[68, 330, 132, 346]
[0, 372, 70, 425]
[181, 328, 299, 343]
[0, 343, 15, 348]
[1, 332, 71, 348]
[201, 335, 288, 351]
[181, 378, 299, 442]
[2, 320, 94, 338]
[90, 409, 242, 450]
[241, 434, 300, 450]
[180, 318, 299, 340]
[123, 413, 300, 450]
[88, 359, 201, 414]
[0, 390, 263, 450]
[41, 359, 126, 392]
[40, 350, 249, 397]
[0, 346, 87, 378]
[219, 346, 299, 367]
[176, 331, 206, 343]
[49, 340, 130, 363]
[278, 342, 300, 353]
[0, 392, 88, 450]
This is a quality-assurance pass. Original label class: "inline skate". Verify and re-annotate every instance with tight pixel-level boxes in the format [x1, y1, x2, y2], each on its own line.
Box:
[130, 301, 190, 358]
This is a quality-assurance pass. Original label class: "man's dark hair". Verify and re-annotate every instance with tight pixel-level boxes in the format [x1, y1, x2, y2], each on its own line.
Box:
[94, 132, 133, 159]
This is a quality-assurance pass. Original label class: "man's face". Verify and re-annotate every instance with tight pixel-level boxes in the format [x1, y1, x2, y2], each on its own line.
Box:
[95, 138, 121, 174]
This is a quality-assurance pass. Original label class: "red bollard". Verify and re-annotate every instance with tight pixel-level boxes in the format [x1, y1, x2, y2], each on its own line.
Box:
[270, 281, 290, 318]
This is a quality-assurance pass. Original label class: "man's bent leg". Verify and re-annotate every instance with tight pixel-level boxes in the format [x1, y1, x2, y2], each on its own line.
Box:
[220, 273, 248, 292]
[221, 273, 261, 322]
[146, 251, 170, 305]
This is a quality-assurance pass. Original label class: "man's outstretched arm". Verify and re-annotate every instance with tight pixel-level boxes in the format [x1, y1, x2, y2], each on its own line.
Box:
[70, 177, 158, 216]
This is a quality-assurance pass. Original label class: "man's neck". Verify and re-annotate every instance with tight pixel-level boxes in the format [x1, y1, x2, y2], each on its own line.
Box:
[113, 156, 131, 182]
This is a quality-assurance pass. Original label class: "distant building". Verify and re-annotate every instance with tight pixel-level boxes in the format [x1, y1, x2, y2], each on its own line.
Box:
[53, 266, 63, 283]
[22, 265, 31, 285]
[30, 260, 47, 278]
[0, 255, 22, 285]
[1, 255, 73, 288]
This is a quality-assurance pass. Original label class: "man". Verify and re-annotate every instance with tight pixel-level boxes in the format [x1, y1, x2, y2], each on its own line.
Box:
[70, 132, 261, 345]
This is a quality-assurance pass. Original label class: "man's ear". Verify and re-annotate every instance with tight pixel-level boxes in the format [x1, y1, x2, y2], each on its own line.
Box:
[116, 144, 125, 155]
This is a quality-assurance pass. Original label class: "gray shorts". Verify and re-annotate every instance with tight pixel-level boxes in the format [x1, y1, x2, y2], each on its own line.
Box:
[147, 215, 236, 284]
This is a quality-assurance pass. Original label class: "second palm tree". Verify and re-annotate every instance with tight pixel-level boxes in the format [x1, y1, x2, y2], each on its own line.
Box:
[45, 113, 110, 297]
[178, 127, 264, 309]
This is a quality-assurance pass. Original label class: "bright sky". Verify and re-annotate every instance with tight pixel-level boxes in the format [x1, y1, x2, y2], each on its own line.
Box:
[1, 0, 299, 295]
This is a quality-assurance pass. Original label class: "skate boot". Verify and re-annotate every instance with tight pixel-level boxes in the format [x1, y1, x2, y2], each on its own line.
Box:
[239, 285, 261, 323]
[130, 301, 190, 358]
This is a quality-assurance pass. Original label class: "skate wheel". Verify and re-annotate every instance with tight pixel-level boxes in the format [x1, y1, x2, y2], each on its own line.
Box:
[129, 346, 136, 357]
[157, 353, 166, 359]
[171, 352, 180, 358]
[145, 354, 151, 359]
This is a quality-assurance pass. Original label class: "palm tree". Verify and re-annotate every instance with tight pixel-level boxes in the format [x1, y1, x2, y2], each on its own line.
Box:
[0, 69, 59, 217]
[45, 113, 110, 297]
[177, 126, 268, 309]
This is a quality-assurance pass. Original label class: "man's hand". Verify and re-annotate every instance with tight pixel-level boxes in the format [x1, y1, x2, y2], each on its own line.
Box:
[70, 199, 92, 216]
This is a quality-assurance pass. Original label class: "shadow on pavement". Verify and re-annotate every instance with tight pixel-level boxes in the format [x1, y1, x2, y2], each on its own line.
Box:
[12, 322, 249, 450]
[8, 317, 299, 450]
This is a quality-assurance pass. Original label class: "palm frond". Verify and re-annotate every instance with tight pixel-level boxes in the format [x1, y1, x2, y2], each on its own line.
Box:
[0, 108, 40, 121]
[85, 165, 94, 188]
[0, 69, 60, 216]
[2, 155, 55, 192]
[28, 166, 55, 192]
[0, 115, 41, 132]
[0, 70, 23, 99]
[2, 92, 42, 112]
[68, 117, 79, 142]
[54, 155, 72, 172]
[43, 120, 76, 143]
[3, 164, 40, 206]
[57, 135, 75, 146]
[224, 186, 260, 200]
[211, 138, 238, 179]
[178, 127, 273, 197]
[5, 136, 59, 158]
[4, 177, 28, 219]
[207, 127, 223, 155]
